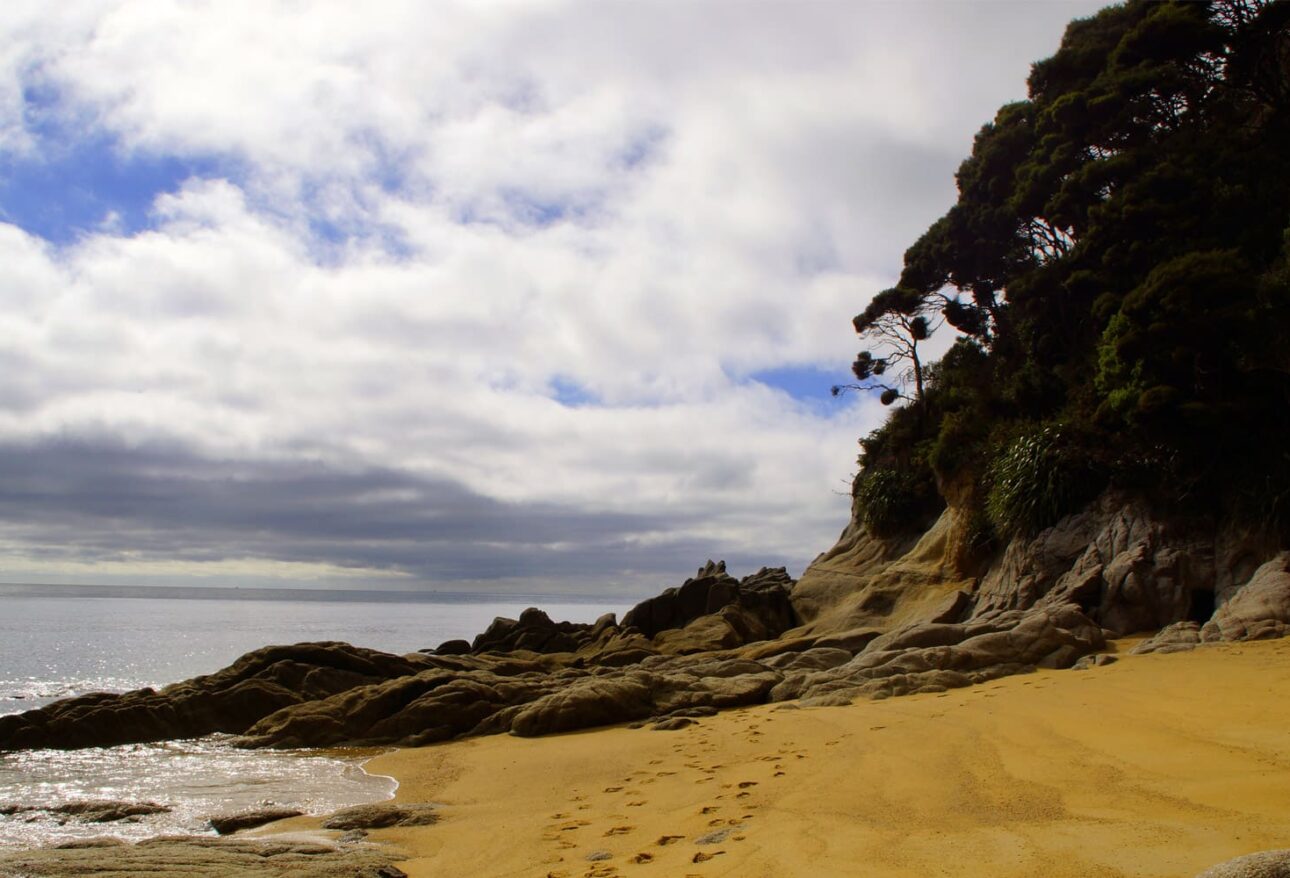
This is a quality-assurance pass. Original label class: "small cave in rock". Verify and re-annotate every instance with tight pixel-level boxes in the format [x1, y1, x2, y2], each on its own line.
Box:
[1187, 588, 1216, 623]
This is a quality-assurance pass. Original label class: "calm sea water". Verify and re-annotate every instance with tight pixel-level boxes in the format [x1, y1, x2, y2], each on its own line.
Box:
[0, 584, 630, 848]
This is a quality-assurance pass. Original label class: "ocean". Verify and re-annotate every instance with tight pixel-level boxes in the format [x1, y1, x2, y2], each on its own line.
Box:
[0, 583, 629, 848]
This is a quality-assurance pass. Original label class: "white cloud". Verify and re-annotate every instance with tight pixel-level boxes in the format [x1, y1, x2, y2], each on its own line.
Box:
[0, 0, 1106, 591]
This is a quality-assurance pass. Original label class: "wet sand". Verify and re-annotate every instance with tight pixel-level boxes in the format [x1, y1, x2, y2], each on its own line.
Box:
[360, 638, 1290, 878]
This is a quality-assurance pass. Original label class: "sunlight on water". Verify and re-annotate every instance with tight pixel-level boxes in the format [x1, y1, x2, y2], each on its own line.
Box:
[0, 736, 396, 848]
[0, 586, 632, 849]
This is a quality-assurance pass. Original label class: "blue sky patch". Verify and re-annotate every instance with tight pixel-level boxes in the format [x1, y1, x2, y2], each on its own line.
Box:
[748, 364, 855, 402]
[550, 376, 598, 408]
[0, 113, 220, 245]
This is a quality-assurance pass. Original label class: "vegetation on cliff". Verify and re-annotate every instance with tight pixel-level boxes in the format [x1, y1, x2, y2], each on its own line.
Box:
[846, 0, 1290, 541]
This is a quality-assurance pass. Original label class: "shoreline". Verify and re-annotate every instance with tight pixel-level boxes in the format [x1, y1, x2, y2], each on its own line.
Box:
[349, 637, 1290, 878]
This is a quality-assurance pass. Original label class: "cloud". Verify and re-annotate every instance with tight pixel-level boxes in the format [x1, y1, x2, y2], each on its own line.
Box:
[0, 0, 1106, 594]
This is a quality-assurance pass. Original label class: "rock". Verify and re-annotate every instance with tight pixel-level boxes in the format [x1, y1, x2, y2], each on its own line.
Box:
[0, 642, 433, 751]
[1072, 653, 1117, 669]
[771, 604, 1102, 703]
[431, 639, 471, 656]
[209, 807, 303, 835]
[1202, 553, 1290, 642]
[621, 561, 797, 646]
[321, 803, 438, 830]
[510, 675, 655, 737]
[1131, 621, 1203, 655]
[0, 836, 407, 877]
[1196, 849, 1290, 877]
[52, 838, 128, 849]
[650, 716, 693, 731]
[1, 801, 171, 823]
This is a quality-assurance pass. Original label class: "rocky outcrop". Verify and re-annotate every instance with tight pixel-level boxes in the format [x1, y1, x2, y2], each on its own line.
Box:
[321, 803, 438, 830]
[0, 642, 434, 751]
[974, 494, 1217, 635]
[0, 837, 407, 877]
[792, 508, 977, 638]
[4, 516, 1289, 755]
[208, 808, 304, 835]
[0, 801, 171, 823]
[1201, 553, 1290, 642]
[1130, 621, 1204, 655]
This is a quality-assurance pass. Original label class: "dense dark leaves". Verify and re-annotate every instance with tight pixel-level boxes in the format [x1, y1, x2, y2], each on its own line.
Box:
[851, 0, 1290, 536]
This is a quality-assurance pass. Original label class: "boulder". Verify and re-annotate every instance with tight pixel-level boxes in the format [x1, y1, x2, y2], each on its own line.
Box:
[1131, 621, 1203, 655]
[0, 801, 171, 823]
[209, 807, 303, 835]
[321, 803, 438, 830]
[1202, 553, 1290, 642]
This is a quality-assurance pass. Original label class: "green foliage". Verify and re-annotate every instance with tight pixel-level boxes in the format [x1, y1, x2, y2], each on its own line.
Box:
[854, 468, 932, 537]
[847, 0, 1290, 540]
[985, 427, 1102, 537]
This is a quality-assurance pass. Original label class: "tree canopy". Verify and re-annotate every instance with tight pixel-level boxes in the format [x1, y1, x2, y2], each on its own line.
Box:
[850, 0, 1290, 540]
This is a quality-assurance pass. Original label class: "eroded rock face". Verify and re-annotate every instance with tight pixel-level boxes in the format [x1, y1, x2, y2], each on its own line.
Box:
[1202, 553, 1290, 643]
[975, 494, 1216, 635]
[0, 837, 407, 878]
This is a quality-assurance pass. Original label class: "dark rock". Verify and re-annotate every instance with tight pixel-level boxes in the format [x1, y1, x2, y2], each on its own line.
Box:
[650, 716, 694, 730]
[321, 803, 438, 830]
[431, 639, 471, 656]
[0, 642, 432, 751]
[1, 801, 171, 823]
[209, 807, 303, 835]
[621, 560, 796, 644]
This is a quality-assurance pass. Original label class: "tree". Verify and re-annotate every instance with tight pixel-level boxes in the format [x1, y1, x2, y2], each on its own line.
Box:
[833, 286, 941, 408]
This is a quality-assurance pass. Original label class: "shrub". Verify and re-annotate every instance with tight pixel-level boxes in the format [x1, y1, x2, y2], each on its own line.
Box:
[985, 426, 1101, 537]
[854, 468, 930, 537]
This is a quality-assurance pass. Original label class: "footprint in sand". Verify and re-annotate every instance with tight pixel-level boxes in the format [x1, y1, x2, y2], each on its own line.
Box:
[626, 801, 646, 807]
[632, 853, 654, 864]
[604, 786, 623, 793]
[774, 771, 786, 777]
[700, 806, 719, 814]
[656, 835, 684, 846]
[736, 792, 751, 799]
[692, 851, 725, 863]
[737, 781, 758, 789]
[604, 826, 635, 836]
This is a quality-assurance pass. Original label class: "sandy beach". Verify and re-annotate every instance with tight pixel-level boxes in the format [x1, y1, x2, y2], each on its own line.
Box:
[350, 638, 1290, 878]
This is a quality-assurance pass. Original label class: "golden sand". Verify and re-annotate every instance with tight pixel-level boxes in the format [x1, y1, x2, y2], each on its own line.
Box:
[358, 639, 1290, 878]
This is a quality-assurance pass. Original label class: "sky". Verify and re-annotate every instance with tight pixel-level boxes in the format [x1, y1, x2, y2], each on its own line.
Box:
[0, 0, 1107, 597]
